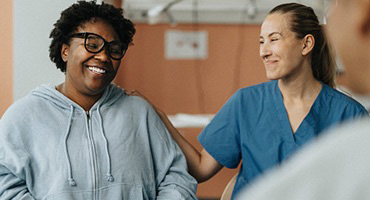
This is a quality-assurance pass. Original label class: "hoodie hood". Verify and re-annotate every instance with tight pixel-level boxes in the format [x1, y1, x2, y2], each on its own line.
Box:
[30, 83, 124, 111]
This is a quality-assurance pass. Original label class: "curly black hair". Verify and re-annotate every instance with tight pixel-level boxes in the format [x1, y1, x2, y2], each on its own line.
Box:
[49, 1, 135, 72]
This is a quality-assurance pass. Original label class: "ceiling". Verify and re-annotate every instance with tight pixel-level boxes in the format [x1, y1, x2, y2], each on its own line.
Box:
[120, 0, 331, 24]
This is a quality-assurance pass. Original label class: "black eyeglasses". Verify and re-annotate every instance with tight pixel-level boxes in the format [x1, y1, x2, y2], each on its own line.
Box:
[68, 32, 127, 60]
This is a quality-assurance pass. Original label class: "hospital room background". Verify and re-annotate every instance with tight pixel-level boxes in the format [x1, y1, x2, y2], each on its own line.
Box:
[1, 0, 369, 199]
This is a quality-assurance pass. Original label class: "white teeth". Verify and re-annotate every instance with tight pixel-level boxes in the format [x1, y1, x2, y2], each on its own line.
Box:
[88, 66, 106, 74]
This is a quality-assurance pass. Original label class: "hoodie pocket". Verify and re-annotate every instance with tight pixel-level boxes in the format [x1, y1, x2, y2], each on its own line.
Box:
[45, 183, 145, 200]
[99, 183, 146, 199]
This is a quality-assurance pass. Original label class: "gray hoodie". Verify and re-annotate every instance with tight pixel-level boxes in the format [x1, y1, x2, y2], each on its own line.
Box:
[0, 84, 197, 199]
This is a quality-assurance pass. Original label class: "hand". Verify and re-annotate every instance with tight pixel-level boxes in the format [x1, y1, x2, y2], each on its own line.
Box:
[125, 89, 143, 98]
[126, 90, 164, 115]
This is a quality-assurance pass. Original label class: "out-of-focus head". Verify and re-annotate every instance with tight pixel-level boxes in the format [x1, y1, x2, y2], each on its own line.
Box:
[327, 0, 370, 94]
[260, 3, 336, 87]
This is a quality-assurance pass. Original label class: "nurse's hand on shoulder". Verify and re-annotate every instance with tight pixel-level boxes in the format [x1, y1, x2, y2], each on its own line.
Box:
[127, 89, 224, 182]
[126, 89, 165, 116]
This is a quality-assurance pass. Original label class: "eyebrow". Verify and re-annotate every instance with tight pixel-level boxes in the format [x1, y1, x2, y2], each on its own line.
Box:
[260, 32, 283, 39]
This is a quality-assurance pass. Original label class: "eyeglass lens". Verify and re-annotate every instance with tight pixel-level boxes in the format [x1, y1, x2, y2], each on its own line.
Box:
[85, 33, 126, 60]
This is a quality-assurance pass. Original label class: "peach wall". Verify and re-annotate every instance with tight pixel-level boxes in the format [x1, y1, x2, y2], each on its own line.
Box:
[114, 23, 267, 198]
[115, 23, 267, 115]
[0, 0, 13, 117]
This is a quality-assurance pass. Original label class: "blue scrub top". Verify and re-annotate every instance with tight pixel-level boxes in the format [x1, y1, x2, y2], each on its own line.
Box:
[198, 80, 368, 199]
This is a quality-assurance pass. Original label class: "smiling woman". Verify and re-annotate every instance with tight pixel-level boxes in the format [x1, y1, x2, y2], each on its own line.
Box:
[57, 19, 124, 110]
[0, 1, 197, 199]
[259, 13, 311, 83]
[237, 1, 370, 199]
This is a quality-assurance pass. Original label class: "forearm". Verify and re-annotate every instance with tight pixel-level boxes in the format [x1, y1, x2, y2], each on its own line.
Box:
[155, 109, 223, 182]
[129, 91, 223, 182]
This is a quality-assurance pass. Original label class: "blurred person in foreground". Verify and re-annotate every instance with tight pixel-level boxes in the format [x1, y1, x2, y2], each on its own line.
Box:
[0, 1, 197, 199]
[237, 0, 370, 199]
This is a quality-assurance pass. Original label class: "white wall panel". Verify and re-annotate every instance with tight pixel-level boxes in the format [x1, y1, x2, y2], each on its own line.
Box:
[13, 0, 76, 100]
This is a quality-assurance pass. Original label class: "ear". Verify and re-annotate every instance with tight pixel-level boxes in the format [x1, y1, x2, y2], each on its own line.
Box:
[358, 0, 370, 36]
[61, 43, 69, 62]
[302, 34, 315, 56]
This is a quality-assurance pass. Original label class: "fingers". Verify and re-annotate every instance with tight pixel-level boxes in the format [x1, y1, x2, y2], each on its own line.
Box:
[125, 89, 160, 112]
[126, 90, 150, 102]
[126, 89, 140, 96]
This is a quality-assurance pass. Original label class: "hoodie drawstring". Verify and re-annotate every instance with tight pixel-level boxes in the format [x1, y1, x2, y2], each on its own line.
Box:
[97, 105, 114, 182]
[64, 105, 114, 187]
[64, 105, 76, 186]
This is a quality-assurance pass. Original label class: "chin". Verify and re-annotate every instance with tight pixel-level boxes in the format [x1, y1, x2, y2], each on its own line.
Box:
[88, 79, 112, 90]
[86, 84, 108, 95]
[265, 72, 280, 81]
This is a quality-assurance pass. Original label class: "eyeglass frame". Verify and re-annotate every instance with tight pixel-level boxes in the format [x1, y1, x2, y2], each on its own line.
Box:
[68, 32, 128, 60]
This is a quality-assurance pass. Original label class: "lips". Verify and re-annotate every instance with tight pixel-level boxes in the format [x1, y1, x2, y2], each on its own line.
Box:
[86, 65, 109, 75]
[264, 59, 278, 65]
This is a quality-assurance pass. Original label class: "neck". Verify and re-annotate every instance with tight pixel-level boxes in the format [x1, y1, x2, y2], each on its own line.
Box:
[278, 62, 322, 101]
[279, 78, 321, 101]
[56, 83, 102, 111]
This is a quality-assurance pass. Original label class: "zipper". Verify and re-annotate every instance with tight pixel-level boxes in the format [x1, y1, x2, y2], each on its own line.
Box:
[85, 111, 98, 200]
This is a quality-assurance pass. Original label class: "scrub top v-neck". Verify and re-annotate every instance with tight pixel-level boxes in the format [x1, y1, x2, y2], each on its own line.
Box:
[274, 81, 321, 146]
[198, 80, 368, 199]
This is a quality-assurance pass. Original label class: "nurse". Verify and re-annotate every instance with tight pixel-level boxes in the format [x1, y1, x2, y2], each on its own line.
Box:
[236, 0, 370, 199]
[130, 2, 368, 199]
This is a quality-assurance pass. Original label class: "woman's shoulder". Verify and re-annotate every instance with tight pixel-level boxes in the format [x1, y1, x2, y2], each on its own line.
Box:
[111, 89, 154, 114]
[3, 94, 43, 116]
[320, 84, 367, 114]
[323, 84, 365, 106]
[0, 94, 44, 135]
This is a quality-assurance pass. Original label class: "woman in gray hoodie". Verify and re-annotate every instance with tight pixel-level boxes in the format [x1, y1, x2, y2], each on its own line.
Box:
[0, 1, 197, 199]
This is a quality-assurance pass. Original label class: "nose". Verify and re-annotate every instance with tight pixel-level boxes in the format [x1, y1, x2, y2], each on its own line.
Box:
[94, 47, 110, 62]
[260, 43, 272, 59]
